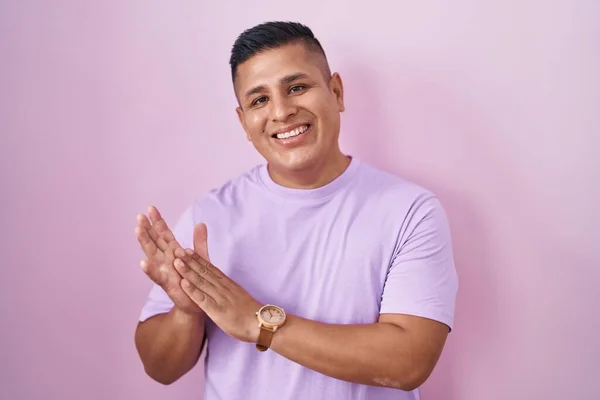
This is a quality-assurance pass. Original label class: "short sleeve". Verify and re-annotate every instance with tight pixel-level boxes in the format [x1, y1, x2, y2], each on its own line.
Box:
[379, 196, 459, 331]
[138, 204, 197, 322]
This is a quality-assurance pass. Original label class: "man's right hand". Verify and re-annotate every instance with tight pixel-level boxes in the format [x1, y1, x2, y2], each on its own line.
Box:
[135, 205, 202, 315]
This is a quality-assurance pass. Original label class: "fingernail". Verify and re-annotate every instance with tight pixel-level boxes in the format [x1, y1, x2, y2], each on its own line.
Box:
[174, 259, 183, 268]
[185, 248, 194, 255]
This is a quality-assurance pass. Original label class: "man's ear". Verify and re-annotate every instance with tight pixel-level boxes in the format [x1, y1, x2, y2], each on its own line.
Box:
[329, 72, 345, 112]
[236, 107, 251, 141]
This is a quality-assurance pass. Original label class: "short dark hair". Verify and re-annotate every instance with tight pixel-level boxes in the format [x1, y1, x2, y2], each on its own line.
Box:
[229, 21, 331, 83]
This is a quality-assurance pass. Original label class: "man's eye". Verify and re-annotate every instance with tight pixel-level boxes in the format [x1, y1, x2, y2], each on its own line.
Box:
[289, 85, 306, 93]
[252, 96, 268, 106]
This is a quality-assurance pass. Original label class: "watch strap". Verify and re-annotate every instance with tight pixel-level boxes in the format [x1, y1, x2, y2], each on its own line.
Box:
[256, 326, 275, 351]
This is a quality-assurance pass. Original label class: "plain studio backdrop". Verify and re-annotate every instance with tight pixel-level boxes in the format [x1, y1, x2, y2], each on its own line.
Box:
[1, 1, 598, 399]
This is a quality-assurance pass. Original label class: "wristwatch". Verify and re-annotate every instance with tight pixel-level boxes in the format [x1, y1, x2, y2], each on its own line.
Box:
[255, 304, 287, 351]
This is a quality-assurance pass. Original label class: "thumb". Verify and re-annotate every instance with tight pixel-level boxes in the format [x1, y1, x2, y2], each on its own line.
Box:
[193, 222, 210, 261]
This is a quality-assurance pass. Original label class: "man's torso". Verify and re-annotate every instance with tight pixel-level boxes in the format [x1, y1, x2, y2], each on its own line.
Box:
[192, 159, 425, 399]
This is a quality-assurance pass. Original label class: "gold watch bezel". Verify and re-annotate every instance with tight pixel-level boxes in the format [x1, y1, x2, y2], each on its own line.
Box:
[255, 304, 287, 329]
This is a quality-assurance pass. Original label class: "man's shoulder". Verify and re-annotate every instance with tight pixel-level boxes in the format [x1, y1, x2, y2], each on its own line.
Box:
[189, 164, 265, 210]
[354, 160, 437, 205]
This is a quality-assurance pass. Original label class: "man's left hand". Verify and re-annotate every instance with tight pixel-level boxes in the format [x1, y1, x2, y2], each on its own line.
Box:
[173, 223, 262, 343]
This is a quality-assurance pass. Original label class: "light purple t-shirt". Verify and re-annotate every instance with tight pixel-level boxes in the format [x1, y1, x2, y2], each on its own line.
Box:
[139, 156, 458, 400]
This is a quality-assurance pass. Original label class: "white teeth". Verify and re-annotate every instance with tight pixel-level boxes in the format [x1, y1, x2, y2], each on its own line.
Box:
[275, 125, 308, 139]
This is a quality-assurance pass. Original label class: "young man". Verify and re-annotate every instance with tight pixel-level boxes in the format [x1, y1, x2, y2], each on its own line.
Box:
[135, 21, 458, 400]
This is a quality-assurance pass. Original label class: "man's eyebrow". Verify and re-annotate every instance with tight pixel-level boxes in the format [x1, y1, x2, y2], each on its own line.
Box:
[280, 72, 309, 85]
[244, 73, 310, 98]
[244, 85, 266, 99]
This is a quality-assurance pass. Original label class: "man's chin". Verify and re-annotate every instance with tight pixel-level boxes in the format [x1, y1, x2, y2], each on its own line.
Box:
[272, 153, 318, 173]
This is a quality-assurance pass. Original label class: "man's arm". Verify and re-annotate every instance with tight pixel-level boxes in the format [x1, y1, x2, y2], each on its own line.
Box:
[270, 313, 449, 391]
[135, 307, 206, 385]
[134, 206, 210, 385]
[174, 246, 453, 391]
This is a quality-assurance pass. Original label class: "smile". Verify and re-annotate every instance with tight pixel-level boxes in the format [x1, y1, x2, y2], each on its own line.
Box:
[272, 124, 310, 140]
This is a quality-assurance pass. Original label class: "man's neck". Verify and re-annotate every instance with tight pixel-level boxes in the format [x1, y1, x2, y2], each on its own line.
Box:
[267, 152, 351, 190]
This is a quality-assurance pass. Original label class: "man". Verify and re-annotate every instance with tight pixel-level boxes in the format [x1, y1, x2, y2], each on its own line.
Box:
[134, 21, 458, 400]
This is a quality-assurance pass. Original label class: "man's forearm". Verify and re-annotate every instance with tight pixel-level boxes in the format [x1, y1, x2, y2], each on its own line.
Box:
[270, 314, 439, 391]
[135, 307, 205, 385]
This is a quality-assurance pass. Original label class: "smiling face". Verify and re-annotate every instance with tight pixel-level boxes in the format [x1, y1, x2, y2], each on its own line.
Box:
[234, 42, 346, 184]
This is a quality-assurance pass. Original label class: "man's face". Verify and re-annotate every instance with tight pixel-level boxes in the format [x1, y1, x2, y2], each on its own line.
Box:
[234, 43, 345, 173]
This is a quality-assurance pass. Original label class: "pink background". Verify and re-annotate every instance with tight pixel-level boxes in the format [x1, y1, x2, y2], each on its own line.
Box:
[1, 1, 598, 399]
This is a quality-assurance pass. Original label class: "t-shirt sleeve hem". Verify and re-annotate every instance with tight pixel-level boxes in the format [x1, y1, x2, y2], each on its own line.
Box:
[379, 306, 455, 332]
[138, 304, 173, 323]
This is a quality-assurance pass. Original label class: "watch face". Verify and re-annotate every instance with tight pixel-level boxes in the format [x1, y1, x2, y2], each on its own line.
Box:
[260, 306, 285, 325]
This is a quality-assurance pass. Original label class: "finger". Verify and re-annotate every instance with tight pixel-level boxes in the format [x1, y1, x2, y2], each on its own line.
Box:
[138, 213, 169, 252]
[174, 247, 225, 284]
[173, 258, 222, 301]
[189, 250, 227, 280]
[148, 206, 179, 247]
[135, 225, 158, 257]
[140, 259, 167, 286]
[193, 223, 210, 261]
[181, 278, 218, 313]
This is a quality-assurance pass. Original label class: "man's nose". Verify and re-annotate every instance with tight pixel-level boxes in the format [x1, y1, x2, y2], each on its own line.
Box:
[271, 96, 297, 122]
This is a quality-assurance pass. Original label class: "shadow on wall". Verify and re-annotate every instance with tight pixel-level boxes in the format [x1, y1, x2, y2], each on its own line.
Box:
[338, 59, 504, 399]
